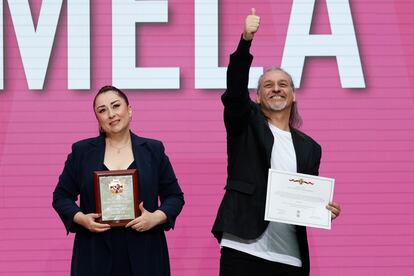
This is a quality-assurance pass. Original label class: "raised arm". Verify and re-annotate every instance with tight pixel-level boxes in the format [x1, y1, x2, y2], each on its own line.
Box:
[222, 9, 261, 135]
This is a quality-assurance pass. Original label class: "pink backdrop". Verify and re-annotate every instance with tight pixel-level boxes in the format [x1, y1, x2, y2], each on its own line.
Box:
[1, 0, 414, 275]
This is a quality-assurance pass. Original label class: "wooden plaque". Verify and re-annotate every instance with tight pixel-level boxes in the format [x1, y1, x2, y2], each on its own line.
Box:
[93, 169, 140, 227]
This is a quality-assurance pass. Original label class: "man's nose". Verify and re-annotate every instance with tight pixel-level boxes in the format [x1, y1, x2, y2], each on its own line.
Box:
[272, 84, 281, 92]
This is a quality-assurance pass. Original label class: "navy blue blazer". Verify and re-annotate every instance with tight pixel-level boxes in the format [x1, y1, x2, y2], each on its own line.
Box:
[53, 132, 184, 276]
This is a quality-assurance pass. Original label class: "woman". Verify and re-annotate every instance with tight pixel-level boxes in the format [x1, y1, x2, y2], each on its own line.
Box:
[53, 85, 184, 276]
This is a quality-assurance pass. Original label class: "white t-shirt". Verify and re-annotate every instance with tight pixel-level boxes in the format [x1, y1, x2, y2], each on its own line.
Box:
[221, 123, 302, 267]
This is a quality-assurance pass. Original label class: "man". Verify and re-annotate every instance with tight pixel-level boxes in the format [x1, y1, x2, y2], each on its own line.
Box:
[212, 9, 341, 276]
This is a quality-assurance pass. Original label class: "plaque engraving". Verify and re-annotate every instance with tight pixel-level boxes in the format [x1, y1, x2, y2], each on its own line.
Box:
[93, 169, 140, 227]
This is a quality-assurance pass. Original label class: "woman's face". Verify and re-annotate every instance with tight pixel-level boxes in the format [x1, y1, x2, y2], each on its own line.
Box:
[94, 90, 132, 136]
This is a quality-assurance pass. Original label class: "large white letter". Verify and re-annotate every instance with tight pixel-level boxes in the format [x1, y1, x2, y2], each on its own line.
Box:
[8, 0, 63, 90]
[194, 0, 262, 89]
[112, 0, 179, 89]
[68, 0, 90, 90]
[282, 0, 365, 88]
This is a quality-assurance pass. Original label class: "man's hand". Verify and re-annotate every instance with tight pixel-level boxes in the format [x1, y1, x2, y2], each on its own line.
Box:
[326, 202, 341, 220]
[243, 8, 260, 41]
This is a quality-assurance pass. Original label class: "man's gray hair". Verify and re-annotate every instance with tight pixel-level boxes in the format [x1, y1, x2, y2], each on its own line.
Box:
[257, 67, 302, 128]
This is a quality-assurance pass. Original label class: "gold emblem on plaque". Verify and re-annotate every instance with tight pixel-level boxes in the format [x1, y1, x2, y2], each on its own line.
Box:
[108, 179, 124, 194]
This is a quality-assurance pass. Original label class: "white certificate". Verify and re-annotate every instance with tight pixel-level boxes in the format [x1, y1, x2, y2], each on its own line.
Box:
[264, 169, 335, 229]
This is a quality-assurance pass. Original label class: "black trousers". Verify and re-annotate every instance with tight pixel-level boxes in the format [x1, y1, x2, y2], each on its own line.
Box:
[220, 247, 304, 276]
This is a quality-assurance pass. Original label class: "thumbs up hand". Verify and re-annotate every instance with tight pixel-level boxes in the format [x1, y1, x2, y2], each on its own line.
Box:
[243, 8, 260, 41]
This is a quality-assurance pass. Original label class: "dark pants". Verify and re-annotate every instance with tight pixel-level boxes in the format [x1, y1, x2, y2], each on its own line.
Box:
[220, 247, 304, 276]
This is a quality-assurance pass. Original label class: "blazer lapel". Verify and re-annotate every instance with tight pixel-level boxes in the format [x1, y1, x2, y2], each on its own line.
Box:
[82, 135, 106, 200]
[87, 135, 106, 170]
[257, 106, 274, 167]
[291, 128, 308, 174]
[130, 133, 150, 202]
[263, 121, 274, 166]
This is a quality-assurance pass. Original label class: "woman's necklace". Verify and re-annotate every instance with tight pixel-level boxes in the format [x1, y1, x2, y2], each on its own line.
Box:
[107, 138, 131, 154]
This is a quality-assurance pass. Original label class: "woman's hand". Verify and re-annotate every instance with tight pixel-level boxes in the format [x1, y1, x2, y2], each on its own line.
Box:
[326, 202, 341, 220]
[125, 202, 167, 232]
[73, 212, 111, 233]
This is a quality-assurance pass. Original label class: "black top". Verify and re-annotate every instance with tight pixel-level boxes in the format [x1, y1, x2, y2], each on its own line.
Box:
[103, 162, 135, 276]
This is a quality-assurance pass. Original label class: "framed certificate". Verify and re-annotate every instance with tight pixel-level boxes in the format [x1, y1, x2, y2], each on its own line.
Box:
[93, 169, 140, 227]
[265, 169, 335, 229]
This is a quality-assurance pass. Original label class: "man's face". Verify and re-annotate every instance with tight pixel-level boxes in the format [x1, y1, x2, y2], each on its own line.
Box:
[257, 70, 295, 113]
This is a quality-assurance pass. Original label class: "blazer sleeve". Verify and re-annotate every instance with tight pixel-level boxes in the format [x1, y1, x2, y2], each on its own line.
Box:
[156, 142, 185, 231]
[52, 144, 82, 234]
[221, 36, 255, 136]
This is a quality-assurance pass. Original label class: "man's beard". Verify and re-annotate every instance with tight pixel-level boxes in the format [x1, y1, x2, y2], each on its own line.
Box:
[268, 100, 288, 112]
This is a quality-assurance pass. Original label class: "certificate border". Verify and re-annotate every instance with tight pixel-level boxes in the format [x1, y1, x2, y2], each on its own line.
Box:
[93, 169, 140, 227]
[265, 169, 335, 230]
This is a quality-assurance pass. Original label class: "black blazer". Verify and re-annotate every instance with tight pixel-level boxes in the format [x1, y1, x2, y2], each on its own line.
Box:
[53, 132, 184, 276]
[212, 38, 321, 275]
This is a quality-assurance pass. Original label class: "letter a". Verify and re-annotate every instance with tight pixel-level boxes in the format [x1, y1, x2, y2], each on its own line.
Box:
[282, 0, 365, 88]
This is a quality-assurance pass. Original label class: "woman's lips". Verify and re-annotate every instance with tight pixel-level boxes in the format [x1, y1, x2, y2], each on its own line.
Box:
[109, 119, 120, 126]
